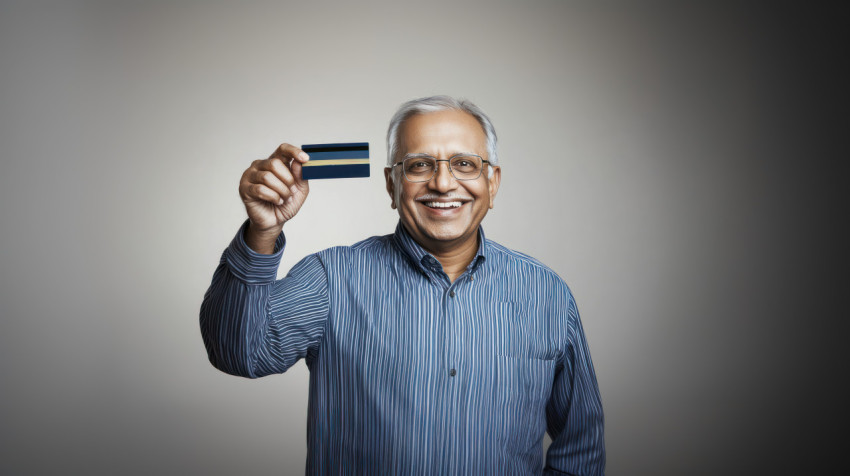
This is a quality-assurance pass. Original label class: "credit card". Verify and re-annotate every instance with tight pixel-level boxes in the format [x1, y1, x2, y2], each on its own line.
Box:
[300, 142, 370, 180]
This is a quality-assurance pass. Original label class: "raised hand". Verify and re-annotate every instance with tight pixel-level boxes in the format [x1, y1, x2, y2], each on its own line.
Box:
[238, 143, 310, 253]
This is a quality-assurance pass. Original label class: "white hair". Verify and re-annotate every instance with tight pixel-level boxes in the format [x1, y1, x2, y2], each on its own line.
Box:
[385, 96, 498, 177]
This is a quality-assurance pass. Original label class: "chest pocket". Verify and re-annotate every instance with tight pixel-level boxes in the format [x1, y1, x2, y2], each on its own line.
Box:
[478, 302, 557, 443]
[492, 354, 556, 409]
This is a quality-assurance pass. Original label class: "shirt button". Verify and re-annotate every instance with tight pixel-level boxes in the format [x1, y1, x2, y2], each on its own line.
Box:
[449, 291, 455, 298]
[449, 368, 457, 377]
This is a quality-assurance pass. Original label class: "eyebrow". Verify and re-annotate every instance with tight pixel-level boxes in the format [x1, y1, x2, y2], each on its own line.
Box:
[402, 152, 479, 160]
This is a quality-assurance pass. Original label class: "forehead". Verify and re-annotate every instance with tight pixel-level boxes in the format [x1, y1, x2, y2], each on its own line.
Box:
[398, 109, 487, 156]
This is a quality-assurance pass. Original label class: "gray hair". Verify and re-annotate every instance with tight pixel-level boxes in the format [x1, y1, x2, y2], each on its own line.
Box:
[385, 96, 498, 174]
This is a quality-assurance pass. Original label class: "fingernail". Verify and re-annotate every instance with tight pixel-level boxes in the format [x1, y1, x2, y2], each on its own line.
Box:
[278, 198, 284, 205]
[299, 152, 309, 161]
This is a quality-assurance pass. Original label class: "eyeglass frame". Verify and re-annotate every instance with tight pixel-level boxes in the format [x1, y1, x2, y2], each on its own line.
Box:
[390, 153, 492, 183]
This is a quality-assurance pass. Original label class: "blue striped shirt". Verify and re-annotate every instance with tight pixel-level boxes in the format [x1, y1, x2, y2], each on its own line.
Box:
[200, 220, 605, 475]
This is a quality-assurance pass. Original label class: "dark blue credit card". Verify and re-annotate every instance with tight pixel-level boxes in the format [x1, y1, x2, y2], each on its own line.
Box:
[300, 142, 370, 180]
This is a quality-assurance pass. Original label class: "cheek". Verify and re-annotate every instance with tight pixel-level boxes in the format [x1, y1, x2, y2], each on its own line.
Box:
[397, 183, 420, 206]
[396, 184, 406, 204]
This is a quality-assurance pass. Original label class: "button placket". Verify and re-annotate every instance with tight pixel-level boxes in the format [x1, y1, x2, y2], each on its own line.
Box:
[445, 284, 460, 381]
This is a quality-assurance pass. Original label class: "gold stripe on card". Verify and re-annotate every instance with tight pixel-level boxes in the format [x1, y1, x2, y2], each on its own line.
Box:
[301, 158, 370, 167]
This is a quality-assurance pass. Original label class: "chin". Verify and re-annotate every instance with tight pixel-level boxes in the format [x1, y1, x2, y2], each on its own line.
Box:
[421, 224, 469, 243]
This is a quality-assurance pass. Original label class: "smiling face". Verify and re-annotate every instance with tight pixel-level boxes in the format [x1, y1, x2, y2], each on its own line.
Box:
[384, 109, 501, 254]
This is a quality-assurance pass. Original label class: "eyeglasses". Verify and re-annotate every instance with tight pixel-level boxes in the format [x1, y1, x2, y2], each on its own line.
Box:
[392, 154, 490, 182]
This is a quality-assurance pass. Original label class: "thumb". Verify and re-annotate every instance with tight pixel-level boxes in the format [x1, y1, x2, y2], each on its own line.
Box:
[291, 159, 309, 190]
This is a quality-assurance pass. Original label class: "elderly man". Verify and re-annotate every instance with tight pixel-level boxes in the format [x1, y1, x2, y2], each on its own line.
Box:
[200, 96, 605, 475]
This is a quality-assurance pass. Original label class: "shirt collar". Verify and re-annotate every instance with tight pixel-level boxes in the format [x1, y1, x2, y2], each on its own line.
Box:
[392, 221, 488, 276]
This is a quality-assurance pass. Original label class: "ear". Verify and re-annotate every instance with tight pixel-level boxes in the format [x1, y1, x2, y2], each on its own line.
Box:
[487, 166, 501, 209]
[384, 167, 397, 209]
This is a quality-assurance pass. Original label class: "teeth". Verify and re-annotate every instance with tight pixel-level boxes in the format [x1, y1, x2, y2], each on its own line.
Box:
[424, 201, 462, 208]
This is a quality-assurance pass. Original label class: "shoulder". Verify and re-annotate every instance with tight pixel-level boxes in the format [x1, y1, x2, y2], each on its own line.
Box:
[484, 239, 576, 300]
[485, 240, 582, 337]
[314, 233, 398, 266]
[485, 240, 566, 281]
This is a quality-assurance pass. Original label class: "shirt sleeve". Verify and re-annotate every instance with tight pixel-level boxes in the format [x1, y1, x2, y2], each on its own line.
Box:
[544, 286, 606, 476]
[199, 220, 330, 378]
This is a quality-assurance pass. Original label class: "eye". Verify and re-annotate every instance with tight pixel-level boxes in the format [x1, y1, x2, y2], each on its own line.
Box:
[407, 160, 429, 171]
[451, 157, 480, 172]
[404, 158, 434, 174]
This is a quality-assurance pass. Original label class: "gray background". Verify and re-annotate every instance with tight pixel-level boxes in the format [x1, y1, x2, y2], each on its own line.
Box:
[0, 1, 842, 475]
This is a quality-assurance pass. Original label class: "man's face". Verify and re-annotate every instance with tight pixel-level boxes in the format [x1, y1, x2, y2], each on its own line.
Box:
[384, 109, 501, 253]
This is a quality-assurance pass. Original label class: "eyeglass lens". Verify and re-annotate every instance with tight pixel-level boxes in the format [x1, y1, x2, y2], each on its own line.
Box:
[403, 156, 483, 182]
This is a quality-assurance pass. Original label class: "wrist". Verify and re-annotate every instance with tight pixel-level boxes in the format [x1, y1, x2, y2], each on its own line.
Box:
[224, 220, 285, 284]
[245, 221, 283, 254]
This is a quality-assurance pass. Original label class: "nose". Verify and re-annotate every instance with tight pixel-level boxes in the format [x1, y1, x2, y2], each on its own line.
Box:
[429, 161, 458, 193]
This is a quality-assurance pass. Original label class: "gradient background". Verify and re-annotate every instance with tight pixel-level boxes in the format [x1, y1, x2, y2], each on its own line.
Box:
[0, 1, 842, 475]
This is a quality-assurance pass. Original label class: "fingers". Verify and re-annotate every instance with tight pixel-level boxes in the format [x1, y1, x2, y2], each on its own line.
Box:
[240, 143, 310, 206]
[248, 168, 291, 203]
[247, 183, 285, 206]
[257, 157, 295, 185]
[266, 142, 309, 187]
[290, 157, 305, 183]
[268, 143, 310, 164]
[240, 167, 278, 205]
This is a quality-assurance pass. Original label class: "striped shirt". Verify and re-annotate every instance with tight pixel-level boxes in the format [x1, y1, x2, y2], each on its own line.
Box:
[200, 220, 605, 475]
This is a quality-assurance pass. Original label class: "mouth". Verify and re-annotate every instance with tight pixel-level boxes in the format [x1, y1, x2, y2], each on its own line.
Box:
[421, 200, 466, 209]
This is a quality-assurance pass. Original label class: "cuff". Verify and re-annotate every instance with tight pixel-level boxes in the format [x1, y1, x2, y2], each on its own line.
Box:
[222, 220, 286, 284]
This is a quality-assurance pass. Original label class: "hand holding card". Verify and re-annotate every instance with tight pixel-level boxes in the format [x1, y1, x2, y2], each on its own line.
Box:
[300, 142, 370, 180]
[237, 141, 369, 254]
[238, 142, 311, 253]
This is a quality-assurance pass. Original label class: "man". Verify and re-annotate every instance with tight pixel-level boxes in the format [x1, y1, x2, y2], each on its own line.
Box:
[200, 96, 605, 475]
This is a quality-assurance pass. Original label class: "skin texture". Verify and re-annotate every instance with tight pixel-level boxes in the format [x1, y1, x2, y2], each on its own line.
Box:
[384, 110, 501, 281]
[240, 109, 500, 282]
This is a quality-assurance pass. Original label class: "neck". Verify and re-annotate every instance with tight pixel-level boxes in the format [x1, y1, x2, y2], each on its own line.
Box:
[421, 232, 480, 283]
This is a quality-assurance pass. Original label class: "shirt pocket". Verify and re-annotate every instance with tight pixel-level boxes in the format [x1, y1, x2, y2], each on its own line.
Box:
[486, 354, 556, 450]
[493, 354, 556, 407]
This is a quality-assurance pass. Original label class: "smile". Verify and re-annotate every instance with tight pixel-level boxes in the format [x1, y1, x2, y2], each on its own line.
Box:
[422, 201, 464, 209]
